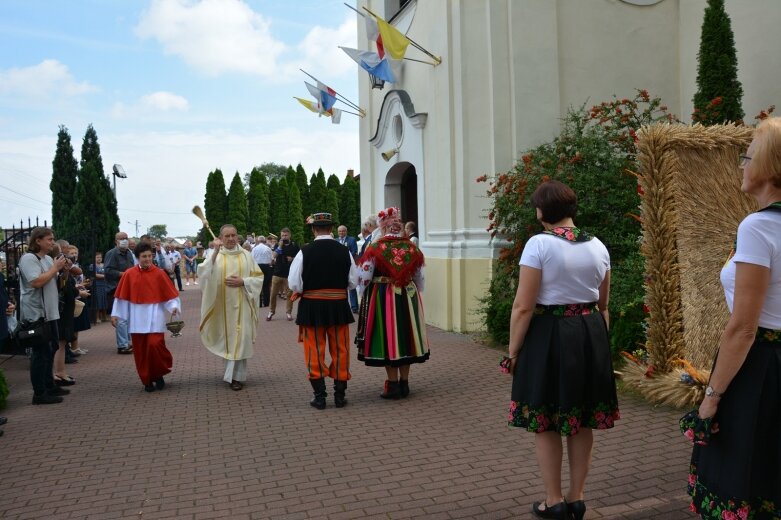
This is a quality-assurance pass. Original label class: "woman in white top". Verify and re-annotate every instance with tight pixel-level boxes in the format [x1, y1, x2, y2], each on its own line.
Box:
[507, 180, 618, 520]
[688, 118, 781, 519]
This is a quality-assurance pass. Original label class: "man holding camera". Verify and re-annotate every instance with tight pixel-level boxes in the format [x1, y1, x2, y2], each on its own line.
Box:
[267, 228, 299, 321]
[104, 231, 136, 354]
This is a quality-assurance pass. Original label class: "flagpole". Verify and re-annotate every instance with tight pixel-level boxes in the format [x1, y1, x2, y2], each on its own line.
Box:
[362, 5, 442, 65]
[299, 68, 364, 115]
[344, 2, 365, 18]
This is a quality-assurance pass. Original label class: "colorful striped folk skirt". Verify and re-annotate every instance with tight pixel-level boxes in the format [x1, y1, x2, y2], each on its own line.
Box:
[355, 277, 430, 367]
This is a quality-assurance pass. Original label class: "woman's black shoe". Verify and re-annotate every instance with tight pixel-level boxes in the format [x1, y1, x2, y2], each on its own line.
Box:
[399, 379, 410, 398]
[568, 500, 586, 520]
[154, 377, 165, 390]
[144, 384, 155, 392]
[532, 500, 568, 519]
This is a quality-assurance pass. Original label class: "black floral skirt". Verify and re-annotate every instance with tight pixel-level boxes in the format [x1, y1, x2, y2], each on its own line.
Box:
[688, 328, 781, 519]
[508, 304, 619, 436]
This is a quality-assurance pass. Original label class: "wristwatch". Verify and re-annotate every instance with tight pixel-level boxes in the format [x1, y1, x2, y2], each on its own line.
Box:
[705, 386, 724, 398]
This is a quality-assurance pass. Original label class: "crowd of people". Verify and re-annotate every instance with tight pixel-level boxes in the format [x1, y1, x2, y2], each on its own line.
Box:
[4, 117, 780, 519]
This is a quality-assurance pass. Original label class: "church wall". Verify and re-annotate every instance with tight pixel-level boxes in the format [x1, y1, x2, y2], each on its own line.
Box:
[358, 0, 781, 333]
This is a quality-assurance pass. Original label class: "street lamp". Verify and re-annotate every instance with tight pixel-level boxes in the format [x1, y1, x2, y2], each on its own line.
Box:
[112, 164, 127, 197]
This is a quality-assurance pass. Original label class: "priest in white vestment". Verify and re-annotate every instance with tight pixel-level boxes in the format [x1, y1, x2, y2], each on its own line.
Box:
[198, 224, 264, 391]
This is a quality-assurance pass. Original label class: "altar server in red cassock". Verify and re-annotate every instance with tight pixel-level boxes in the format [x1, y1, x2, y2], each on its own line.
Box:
[111, 241, 180, 392]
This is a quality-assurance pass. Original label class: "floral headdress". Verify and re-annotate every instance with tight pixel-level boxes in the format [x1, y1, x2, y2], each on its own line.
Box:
[377, 206, 401, 227]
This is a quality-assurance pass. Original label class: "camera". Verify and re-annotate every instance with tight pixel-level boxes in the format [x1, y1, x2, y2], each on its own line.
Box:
[281, 239, 290, 245]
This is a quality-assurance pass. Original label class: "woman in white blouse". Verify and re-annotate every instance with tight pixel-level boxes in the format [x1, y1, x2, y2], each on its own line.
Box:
[507, 180, 618, 520]
[687, 118, 781, 519]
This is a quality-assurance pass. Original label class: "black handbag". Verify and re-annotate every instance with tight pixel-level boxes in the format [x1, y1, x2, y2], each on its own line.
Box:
[16, 317, 50, 347]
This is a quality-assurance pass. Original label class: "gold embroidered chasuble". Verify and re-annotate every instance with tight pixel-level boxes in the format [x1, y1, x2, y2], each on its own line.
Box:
[198, 247, 263, 360]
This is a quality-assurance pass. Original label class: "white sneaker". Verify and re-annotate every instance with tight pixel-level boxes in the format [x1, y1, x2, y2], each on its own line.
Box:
[194, 281, 198, 285]
[186, 282, 190, 286]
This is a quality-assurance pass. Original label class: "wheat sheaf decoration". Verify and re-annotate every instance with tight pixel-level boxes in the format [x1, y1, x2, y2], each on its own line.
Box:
[620, 123, 754, 408]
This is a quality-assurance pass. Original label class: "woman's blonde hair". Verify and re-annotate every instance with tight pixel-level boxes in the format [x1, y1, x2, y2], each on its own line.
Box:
[751, 117, 781, 188]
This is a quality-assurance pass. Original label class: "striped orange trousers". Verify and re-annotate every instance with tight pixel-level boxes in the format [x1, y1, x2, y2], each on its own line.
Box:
[300, 324, 351, 380]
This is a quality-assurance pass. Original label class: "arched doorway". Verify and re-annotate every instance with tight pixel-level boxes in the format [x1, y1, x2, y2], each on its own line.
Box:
[384, 161, 418, 226]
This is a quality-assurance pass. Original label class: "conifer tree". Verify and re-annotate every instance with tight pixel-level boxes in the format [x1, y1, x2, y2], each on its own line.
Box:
[73, 162, 115, 261]
[325, 189, 340, 226]
[50, 125, 79, 238]
[692, 0, 744, 124]
[268, 178, 280, 233]
[204, 169, 228, 235]
[308, 169, 328, 213]
[277, 177, 290, 229]
[295, 163, 309, 218]
[227, 172, 248, 236]
[78, 124, 118, 256]
[340, 175, 361, 237]
[288, 181, 305, 245]
[247, 167, 270, 235]
[327, 173, 341, 192]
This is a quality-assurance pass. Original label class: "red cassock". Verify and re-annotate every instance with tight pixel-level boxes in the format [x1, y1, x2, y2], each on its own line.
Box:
[113, 266, 180, 386]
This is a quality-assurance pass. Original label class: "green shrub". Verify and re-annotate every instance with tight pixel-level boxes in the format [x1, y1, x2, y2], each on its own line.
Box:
[0, 368, 8, 409]
[478, 90, 676, 354]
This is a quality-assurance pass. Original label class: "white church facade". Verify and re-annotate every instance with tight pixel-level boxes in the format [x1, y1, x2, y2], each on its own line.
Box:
[356, 0, 781, 332]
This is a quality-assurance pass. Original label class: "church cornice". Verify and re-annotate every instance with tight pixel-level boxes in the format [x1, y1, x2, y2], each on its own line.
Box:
[369, 89, 427, 149]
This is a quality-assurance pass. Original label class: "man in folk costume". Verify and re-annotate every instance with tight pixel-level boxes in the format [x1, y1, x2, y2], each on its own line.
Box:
[198, 224, 264, 391]
[111, 241, 181, 392]
[288, 212, 359, 409]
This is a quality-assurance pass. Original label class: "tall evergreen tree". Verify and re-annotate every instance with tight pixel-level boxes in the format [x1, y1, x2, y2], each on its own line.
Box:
[277, 177, 290, 229]
[227, 172, 249, 236]
[247, 167, 270, 235]
[327, 173, 341, 192]
[308, 169, 328, 213]
[288, 181, 305, 245]
[268, 178, 281, 234]
[692, 0, 744, 124]
[78, 124, 118, 256]
[204, 169, 228, 236]
[80, 124, 104, 173]
[286, 165, 296, 191]
[295, 163, 309, 219]
[72, 162, 114, 264]
[325, 189, 340, 227]
[50, 125, 79, 238]
[340, 175, 361, 237]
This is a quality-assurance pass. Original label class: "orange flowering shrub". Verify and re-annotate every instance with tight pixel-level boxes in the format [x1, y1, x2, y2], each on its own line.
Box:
[478, 90, 676, 351]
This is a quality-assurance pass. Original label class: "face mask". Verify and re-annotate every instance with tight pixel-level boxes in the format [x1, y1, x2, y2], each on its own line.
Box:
[119, 239, 129, 249]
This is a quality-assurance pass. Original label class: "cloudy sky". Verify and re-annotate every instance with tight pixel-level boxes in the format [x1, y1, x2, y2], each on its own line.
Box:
[0, 0, 361, 237]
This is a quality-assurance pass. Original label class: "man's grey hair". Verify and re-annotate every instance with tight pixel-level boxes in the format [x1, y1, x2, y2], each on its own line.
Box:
[364, 215, 378, 227]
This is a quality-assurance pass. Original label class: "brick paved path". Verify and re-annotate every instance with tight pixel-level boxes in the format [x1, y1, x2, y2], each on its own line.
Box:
[0, 286, 694, 519]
